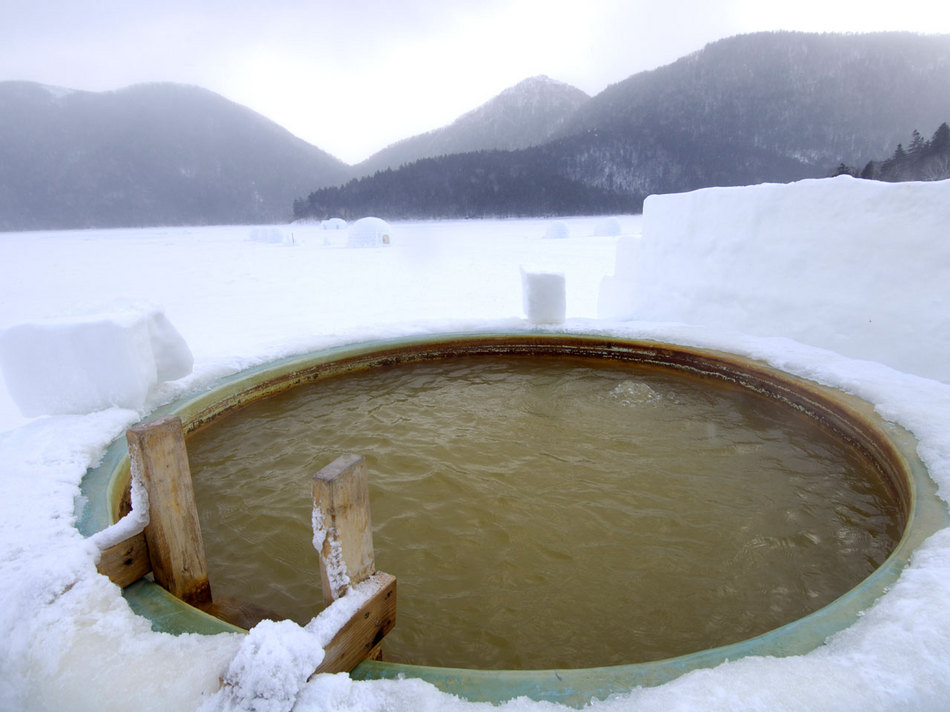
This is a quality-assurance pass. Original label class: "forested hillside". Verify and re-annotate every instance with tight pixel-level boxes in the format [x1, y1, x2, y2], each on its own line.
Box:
[353, 76, 590, 177]
[295, 32, 950, 221]
[0, 82, 348, 230]
[837, 122, 950, 181]
[4, 31, 949, 229]
[295, 149, 635, 220]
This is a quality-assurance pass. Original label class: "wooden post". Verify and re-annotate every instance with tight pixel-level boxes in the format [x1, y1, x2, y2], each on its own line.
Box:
[127, 415, 212, 607]
[97, 531, 151, 588]
[311, 453, 395, 672]
[312, 571, 397, 675]
[312, 453, 375, 606]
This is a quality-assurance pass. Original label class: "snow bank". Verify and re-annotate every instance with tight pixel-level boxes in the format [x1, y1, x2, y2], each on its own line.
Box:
[605, 176, 950, 382]
[0, 304, 193, 417]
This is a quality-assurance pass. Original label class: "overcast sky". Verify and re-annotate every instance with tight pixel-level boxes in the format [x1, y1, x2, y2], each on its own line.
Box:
[2, 0, 949, 164]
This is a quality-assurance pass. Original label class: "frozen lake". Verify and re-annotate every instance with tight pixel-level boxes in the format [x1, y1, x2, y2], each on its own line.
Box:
[3, 177, 950, 711]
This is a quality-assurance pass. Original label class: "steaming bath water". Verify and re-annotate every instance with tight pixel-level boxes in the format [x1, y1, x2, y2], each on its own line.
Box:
[187, 355, 902, 670]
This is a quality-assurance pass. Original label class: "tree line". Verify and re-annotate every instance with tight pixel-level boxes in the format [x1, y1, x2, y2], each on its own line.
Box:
[833, 122, 950, 182]
[294, 120, 949, 223]
[292, 148, 639, 221]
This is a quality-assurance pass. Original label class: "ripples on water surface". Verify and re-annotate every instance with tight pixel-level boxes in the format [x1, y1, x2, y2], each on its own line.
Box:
[188, 355, 902, 669]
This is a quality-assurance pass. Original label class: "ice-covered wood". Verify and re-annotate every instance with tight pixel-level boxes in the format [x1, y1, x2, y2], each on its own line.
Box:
[96, 531, 151, 588]
[311, 571, 396, 675]
[312, 453, 375, 606]
[127, 415, 212, 606]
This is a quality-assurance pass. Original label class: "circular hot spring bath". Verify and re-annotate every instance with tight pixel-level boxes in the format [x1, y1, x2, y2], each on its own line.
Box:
[78, 333, 947, 707]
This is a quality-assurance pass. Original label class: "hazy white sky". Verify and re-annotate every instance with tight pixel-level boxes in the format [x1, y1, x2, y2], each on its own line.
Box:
[2, 0, 949, 164]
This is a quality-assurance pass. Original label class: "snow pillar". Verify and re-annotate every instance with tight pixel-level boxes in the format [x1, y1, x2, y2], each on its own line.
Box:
[521, 267, 566, 324]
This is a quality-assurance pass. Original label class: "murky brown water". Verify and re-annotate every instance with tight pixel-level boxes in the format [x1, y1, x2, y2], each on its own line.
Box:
[187, 355, 902, 670]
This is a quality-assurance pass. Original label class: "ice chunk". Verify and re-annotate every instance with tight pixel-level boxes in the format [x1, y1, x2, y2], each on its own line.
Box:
[520, 267, 566, 324]
[0, 305, 193, 417]
[611, 379, 660, 405]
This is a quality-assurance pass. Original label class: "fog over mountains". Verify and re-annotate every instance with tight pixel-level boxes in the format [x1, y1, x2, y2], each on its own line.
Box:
[2, 31, 949, 229]
[353, 76, 591, 176]
[0, 82, 348, 230]
[298, 31, 950, 220]
[550, 31, 950, 195]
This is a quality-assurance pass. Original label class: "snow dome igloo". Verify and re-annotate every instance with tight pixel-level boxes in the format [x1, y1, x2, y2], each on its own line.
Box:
[321, 218, 347, 230]
[347, 217, 393, 248]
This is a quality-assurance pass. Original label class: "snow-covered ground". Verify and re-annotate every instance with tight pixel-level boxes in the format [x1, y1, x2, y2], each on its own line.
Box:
[2, 177, 950, 711]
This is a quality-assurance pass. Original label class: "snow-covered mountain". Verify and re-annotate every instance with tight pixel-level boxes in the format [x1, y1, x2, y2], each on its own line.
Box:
[5, 31, 950, 229]
[551, 31, 950, 196]
[353, 76, 590, 176]
[297, 31, 950, 220]
[0, 82, 349, 230]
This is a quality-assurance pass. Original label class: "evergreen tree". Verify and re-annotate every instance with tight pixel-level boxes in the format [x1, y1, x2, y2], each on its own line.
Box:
[831, 162, 857, 177]
[860, 161, 879, 180]
[931, 122, 950, 152]
[853, 122, 950, 182]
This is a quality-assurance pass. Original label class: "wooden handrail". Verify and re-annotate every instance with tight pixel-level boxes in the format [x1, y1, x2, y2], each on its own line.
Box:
[95, 419, 396, 674]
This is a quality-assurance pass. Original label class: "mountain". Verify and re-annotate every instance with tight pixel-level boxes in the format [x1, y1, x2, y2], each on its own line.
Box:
[353, 76, 590, 176]
[0, 82, 348, 230]
[7, 32, 950, 230]
[551, 31, 950, 196]
[296, 31, 950, 221]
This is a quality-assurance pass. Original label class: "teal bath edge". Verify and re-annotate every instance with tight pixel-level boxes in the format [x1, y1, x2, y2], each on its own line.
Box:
[77, 331, 950, 708]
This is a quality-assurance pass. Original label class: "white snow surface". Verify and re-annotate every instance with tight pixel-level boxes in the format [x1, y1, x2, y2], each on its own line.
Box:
[2, 179, 950, 711]
[0, 304, 193, 417]
[249, 227, 294, 245]
[520, 267, 566, 324]
[611, 175, 950, 383]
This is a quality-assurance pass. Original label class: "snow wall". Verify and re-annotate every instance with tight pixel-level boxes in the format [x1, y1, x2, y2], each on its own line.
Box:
[0, 305, 193, 417]
[603, 176, 950, 383]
